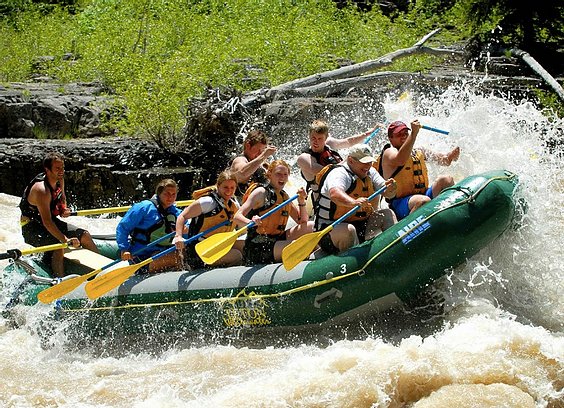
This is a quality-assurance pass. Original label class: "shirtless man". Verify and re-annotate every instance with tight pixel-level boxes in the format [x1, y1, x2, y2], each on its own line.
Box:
[19, 152, 99, 277]
[230, 129, 276, 200]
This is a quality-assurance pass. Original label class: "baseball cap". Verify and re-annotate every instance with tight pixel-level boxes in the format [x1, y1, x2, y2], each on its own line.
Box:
[388, 121, 410, 138]
[348, 144, 376, 163]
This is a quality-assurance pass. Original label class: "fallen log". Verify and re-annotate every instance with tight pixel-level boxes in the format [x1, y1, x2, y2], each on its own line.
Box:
[266, 28, 463, 99]
[510, 48, 564, 103]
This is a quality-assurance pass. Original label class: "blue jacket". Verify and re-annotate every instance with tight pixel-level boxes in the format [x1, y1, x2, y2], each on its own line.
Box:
[116, 198, 181, 257]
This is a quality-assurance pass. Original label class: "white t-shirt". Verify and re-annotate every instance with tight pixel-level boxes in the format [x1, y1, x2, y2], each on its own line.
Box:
[197, 196, 217, 214]
[197, 195, 240, 214]
[320, 163, 386, 195]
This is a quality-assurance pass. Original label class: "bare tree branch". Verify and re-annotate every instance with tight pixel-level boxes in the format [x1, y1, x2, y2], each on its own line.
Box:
[267, 28, 460, 99]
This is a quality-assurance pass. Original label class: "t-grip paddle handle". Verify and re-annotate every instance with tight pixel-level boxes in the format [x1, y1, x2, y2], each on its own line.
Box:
[0, 249, 22, 261]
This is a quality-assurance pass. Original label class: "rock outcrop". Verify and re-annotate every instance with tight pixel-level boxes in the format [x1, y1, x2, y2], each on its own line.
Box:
[0, 138, 204, 209]
[0, 81, 116, 139]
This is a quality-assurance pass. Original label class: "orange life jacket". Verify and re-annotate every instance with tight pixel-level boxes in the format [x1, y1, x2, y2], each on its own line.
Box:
[188, 188, 237, 238]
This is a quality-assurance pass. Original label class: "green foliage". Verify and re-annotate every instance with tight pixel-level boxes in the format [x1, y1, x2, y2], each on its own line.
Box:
[0, 0, 448, 143]
[534, 89, 564, 119]
[411, 0, 564, 49]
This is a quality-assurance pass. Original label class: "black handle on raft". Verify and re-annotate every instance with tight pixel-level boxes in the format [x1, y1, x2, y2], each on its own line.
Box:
[0, 249, 22, 261]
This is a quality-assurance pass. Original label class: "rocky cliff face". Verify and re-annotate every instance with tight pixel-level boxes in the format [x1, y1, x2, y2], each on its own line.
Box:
[0, 82, 115, 139]
[0, 138, 203, 209]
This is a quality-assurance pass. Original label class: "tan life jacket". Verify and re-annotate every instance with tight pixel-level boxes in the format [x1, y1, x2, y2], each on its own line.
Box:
[188, 187, 237, 238]
[243, 182, 290, 237]
[374, 144, 429, 198]
[315, 165, 375, 228]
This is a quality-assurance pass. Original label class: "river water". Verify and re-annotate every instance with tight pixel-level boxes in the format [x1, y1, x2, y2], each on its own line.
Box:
[0, 84, 562, 407]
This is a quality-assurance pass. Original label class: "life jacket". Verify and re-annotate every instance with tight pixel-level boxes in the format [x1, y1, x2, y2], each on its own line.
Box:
[188, 188, 237, 238]
[315, 164, 375, 229]
[300, 146, 343, 198]
[374, 144, 429, 198]
[131, 198, 177, 247]
[243, 182, 290, 237]
[19, 173, 65, 222]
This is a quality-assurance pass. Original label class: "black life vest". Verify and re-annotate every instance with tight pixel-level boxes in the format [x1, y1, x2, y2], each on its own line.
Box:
[131, 198, 177, 246]
[300, 145, 343, 204]
[19, 173, 65, 222]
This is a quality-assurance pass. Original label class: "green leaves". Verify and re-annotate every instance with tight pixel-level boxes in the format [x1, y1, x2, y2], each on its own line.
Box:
[0, 0, 429, 143]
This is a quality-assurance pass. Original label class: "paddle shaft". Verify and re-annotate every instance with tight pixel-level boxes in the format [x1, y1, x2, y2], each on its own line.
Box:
[69, 199, 194, 216]
[152, 219, 230, 261]
[72, 221, 188, 273]
[0, 242, 69, 261]
[282, 185, 388, 271]
[196, 194, 299, 265]
[330, 185, 388, 228]
[246, 194, 299, 230]
[364, 125, 449, 143]
[225, 193, 299, 241]
[363, 128, 381, 144]
[422, 125, 449, 135]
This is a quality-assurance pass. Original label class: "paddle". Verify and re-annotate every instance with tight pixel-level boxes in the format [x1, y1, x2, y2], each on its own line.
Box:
[363, 127, 382, 144]
[282, 185, 387, 271]
[364, 124, 449, 144]
[0, 242, 69, 261]
[421, 125, 449, 135]
[69, 199, 194, 216]
[37, 221, 191, 303]
[84, 220, 230, 300]
[196, 194, 299, 265]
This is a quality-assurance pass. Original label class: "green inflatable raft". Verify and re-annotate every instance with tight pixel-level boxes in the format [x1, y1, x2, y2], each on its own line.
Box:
[2, 170, 520, 336]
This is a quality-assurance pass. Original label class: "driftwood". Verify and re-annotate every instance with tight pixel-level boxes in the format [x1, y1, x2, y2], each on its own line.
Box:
[511, 48, 564, 102]
[265, 28, 463, 99]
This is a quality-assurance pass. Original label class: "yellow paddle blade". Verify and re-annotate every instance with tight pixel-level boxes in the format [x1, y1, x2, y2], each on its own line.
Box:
[37, 268, 102, 304]
[84, 260, 148, 300]
[398, 90, 410, 101]
[195, 229, 245, 265]
[282, 227, 333, 271]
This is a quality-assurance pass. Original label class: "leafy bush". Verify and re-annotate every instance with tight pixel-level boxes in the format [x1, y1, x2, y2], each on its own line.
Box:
[0, 0, 447, 143]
